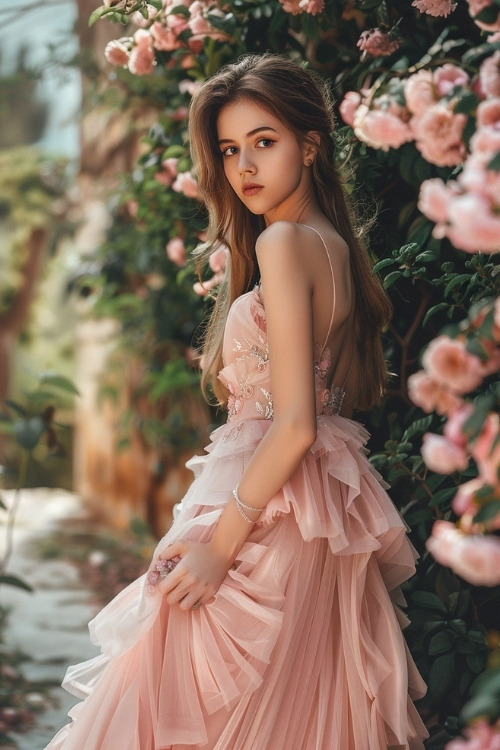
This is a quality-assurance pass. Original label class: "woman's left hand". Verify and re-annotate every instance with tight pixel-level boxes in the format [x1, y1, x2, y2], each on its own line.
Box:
[156, 539, 232, 611]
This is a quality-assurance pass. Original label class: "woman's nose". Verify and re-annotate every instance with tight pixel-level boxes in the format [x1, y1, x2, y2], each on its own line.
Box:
[238, 150, 256, 174]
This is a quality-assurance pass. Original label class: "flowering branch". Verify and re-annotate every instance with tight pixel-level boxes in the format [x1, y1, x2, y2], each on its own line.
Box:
[409, 299, 500, 587]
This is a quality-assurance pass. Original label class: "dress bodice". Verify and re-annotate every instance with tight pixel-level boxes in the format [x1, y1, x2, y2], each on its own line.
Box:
[218, 287, 345, 423]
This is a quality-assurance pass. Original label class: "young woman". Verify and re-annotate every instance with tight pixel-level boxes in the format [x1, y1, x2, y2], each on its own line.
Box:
[46, 54, 428, 750]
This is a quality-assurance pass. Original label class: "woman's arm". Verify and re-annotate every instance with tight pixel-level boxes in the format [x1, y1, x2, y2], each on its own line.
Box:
[159, 222, 318, 608]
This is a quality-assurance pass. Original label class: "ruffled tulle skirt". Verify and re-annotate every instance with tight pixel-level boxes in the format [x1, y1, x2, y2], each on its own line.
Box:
[45, 415, 428, 750]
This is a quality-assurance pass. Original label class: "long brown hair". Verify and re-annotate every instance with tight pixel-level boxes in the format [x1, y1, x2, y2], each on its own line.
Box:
[188, 54, 392, 411]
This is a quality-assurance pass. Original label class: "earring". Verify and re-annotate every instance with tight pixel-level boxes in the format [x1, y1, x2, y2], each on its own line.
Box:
[305, 158, 313, 167]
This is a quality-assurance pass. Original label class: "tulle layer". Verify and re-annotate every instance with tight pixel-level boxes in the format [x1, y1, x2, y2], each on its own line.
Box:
[45, 415, 428, 750]
[185, 414, 417, 589]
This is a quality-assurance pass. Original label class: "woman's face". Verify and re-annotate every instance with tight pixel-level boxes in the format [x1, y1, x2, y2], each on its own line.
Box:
[216, 98, 314, 224]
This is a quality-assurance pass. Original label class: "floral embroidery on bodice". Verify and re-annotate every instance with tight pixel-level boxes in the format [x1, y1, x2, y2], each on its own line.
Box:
[218, 287, 345, 423]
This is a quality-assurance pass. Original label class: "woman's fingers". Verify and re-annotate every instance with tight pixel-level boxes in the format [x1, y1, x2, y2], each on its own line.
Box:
[149, 540, 223, 610]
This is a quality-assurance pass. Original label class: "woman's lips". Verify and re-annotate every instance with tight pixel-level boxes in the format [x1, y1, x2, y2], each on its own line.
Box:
[242, 183, 263, 196]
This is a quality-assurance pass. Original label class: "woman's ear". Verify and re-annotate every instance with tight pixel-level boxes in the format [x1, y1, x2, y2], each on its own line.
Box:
[303, 131, 320, 166]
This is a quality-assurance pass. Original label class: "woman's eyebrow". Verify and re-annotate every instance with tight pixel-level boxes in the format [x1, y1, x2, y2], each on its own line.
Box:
[218, 125, 278, 145]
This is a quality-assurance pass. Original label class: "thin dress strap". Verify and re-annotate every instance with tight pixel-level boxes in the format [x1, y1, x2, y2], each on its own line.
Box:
[302, 224, 356, 413]
[301, 225, 336, 353]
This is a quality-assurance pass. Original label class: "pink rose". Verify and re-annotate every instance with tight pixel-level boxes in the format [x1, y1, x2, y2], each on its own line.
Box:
[180, 54, 197, 70]
[166, 12, 190, 35]
[494, 297, 500, 337]
[150, 21, 182, 51]
[162, 157, 179, 179]
[172, 171, 199, 199]
[434, 63, 469, 96]
[446, 721, 500, 750]
[423, 335, 485, 393]
[404, 70, 435, 116]
[470, 128, 500, 158]
[472, 412, 500, 485]
[479, 51, 500, 97]
[453, 478, 500, 532]
[188, 14, 213, 35]
[407, 370, 463, 415]
[452, 478, 483, 519]
[172, 106, 189, 122]
[354, 105, 413, 151]
[412, 105, 467, 167]
[480, 341, 500, 375]
[166, 237, 187, 267]
[460, 154, 500, 209]
[357, 28, 400, 57]
[128, 30, 156, 76]
[446, 719, 500, 749]
[421, 433, 469, 473]
[300, 0, 325, 14]
[445, 193, 500, 254]
[427, 520, 500, 586]
[412, 0, 457, 15]
[208, 244, 228, 274]
[476, 98, 500, 128]
[104, 39, 130, 67]
[466, 0, 500, 30]
[444, 403, 474, 447]
[131, 4, 158, 27]
[178, 79, 202, 96]
[154, 171, 173, 186]
[339, 91, 362, 127]
[417, 178, 453, 225]
[155, 157, 179, 186]
[193, 272, 224, 296]
[278, 0, 304, 13]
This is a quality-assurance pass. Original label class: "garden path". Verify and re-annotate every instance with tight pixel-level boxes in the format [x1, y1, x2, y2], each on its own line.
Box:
[1, 488, 99, 750]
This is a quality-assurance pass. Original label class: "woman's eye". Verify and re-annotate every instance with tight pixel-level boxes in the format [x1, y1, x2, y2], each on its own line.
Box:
[257, 138, 274, 148]
[221, 146, 238, 157]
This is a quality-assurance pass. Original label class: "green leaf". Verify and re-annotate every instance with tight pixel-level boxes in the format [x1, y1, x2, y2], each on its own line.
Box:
[475, 3, 500, 23]
[0, 573, 33, 592]
[453, 93, 480, 115]
[463, 394, 496, 439]
[5, 399, 27, 417]
[39, 372, 80, 396]
[410, 590, 449, 614]
[170, 4, 191, 17]
[444, 274, 472, 297]
[372, 258, 395, 274]
[466, 651, 488, 674]
[473, 500, 500, 524]
[88, 6, 111, 26]
[428, 486, 457, 508]
[404, 507, 433, 525]
[13, 416, 45, 450]
[429, 630, 454, 655]
[428, 652, 455, 699]
[462, 692, 500, 722]
[402, 415, 434, 442]
[423, 302, 449, 327]
[470, 667, 500, 697]
[207, 11, 237, 34]
[488, 152, 500, 172]
[382, 270, 402, 290]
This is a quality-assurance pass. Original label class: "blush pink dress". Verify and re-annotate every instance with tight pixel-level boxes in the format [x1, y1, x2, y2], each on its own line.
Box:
[45, 257, 429, 749]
